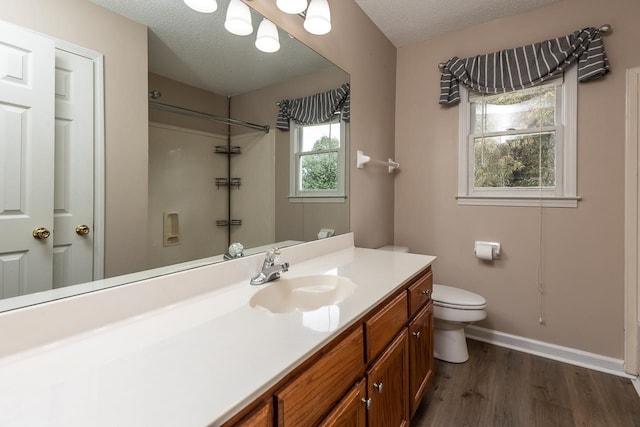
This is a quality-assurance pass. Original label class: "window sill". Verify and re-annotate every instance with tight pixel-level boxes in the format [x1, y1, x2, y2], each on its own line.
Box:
[288, 195, 347, 204]
[456, 195, 581, 208]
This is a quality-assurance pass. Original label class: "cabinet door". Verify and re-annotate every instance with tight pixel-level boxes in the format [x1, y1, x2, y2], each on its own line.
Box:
[367, 329, 409, 427]
[408, 301, 434, 417]
[319, 379, 366, 427]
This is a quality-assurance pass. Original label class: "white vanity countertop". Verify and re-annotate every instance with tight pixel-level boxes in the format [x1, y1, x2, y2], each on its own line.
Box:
[0, 239, 435, 427]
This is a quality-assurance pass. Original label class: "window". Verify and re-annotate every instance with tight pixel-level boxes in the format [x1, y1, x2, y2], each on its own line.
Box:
[289, 117, 347, 202]
[457, 66, 578, 207]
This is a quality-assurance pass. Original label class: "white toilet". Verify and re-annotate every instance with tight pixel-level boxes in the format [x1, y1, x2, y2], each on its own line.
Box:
[432, 284, 487, 363]
[376, 246, 487, 363]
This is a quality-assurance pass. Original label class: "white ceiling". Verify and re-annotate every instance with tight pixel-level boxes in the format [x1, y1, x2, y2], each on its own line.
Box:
[353, 0, 564, 47]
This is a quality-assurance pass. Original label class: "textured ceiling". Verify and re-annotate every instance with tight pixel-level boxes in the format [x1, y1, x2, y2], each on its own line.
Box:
[353, 0, 564, 47]
[89, 0, 565, 95]
[90, 0, 334, 96]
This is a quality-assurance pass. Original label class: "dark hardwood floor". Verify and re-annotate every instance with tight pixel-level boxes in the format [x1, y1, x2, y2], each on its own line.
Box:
[411, 339, 640, 427]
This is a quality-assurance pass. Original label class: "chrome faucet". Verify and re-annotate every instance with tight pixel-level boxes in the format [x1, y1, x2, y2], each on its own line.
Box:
[223, 242, 244, 261]
[250, 247, 289, 285]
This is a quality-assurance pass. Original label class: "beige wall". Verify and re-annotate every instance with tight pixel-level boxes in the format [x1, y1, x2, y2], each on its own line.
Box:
[394, 0, 640, 358]
[246, 0, 397, 249]
[1, 0, 149, 278]
[231, 68, 350, 242]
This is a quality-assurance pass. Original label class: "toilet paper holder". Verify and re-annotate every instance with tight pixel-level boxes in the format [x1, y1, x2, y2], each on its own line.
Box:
[474, 241, 501, 260]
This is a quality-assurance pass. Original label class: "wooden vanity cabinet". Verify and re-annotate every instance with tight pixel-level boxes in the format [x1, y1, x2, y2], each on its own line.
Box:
[225, 266, 434, 427]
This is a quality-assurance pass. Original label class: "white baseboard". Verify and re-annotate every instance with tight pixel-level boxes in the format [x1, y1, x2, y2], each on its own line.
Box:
[633, 377, 640, 398]
[465, 325, 635, 380]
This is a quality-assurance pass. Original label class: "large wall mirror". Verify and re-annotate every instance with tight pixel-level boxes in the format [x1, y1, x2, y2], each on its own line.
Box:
[0, 0, 349, 312]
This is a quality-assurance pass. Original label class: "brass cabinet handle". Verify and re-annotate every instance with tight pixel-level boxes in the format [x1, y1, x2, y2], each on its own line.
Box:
[33, 227, 51, 240]
[75, 225, 90, 236]
[373, 382, 383, 393]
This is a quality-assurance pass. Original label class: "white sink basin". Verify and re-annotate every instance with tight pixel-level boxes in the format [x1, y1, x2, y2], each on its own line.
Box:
[250, 275, 356, 314]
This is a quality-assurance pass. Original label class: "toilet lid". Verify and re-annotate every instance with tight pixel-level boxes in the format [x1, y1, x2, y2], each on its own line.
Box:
[432, 284, 487, 309]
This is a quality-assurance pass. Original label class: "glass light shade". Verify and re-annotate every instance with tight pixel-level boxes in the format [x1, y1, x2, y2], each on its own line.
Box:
[255, 19, 280, 53]
[303, 0, 331, 35]
[183, 0, 218, 13]
[225, 0, 253, 36]
[276, 0, 308, 14]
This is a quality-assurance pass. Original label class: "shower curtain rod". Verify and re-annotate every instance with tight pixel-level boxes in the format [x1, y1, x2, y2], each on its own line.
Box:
[148, 100, 270, 133]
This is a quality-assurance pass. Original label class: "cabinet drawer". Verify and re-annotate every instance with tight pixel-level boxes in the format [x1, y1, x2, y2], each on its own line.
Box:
[365, 291, 408, 363]
[275, 326, 365, 427]
[229, 400, 273, 426]
[407, 268, 433, 318]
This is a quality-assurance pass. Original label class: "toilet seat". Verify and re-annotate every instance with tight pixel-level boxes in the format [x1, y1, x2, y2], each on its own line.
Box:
[432, 284, 487, 310]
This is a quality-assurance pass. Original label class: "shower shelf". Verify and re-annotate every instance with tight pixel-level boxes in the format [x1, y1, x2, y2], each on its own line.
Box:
[215, 145, 242, 155]
[215, 177, 242, 189]
[216, 219, 242, 227]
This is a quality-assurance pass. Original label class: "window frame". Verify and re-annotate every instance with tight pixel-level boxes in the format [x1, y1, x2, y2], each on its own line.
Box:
[288, 117, 348, 203]
[457, 66, 579, 207]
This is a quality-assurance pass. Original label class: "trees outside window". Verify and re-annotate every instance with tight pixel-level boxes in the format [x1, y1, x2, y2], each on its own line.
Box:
[289, 118, 346, 201]
[471, 83, 557, 189]
[301, 136, 339, 190]
[457, 66, 578, 207]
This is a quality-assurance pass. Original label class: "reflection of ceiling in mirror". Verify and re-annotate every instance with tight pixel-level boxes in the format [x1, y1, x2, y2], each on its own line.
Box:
[90, 0, 333, 96]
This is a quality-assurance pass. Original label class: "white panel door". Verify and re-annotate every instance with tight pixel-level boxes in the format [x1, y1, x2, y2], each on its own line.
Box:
[0, 22, 55, 298]
[626, 66, 640, 376]
[52, 49, 94, 288]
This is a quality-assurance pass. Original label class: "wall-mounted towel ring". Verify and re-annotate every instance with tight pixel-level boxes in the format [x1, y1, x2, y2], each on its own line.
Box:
[356, 150, 399, 173]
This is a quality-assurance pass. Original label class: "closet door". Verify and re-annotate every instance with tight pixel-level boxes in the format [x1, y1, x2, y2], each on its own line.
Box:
[52, 49, 95, 288]
[0, 21, 55, 297]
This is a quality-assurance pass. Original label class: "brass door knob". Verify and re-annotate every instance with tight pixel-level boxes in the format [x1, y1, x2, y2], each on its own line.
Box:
[33, 227, 51, 240]
[75, 225, 90, 236]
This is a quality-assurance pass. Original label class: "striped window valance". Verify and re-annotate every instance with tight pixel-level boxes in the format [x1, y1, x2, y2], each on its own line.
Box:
[276, 83, 350, 131]
[439, 27, 610, 105]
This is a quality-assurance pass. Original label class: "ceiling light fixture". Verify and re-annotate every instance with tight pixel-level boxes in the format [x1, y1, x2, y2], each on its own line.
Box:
[225, 0, 253, 36]
[303, 0, 331, 35]
[255, 18, 281, 53]
[183, 0, 218, 13]
[276, 0, 308, 15]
